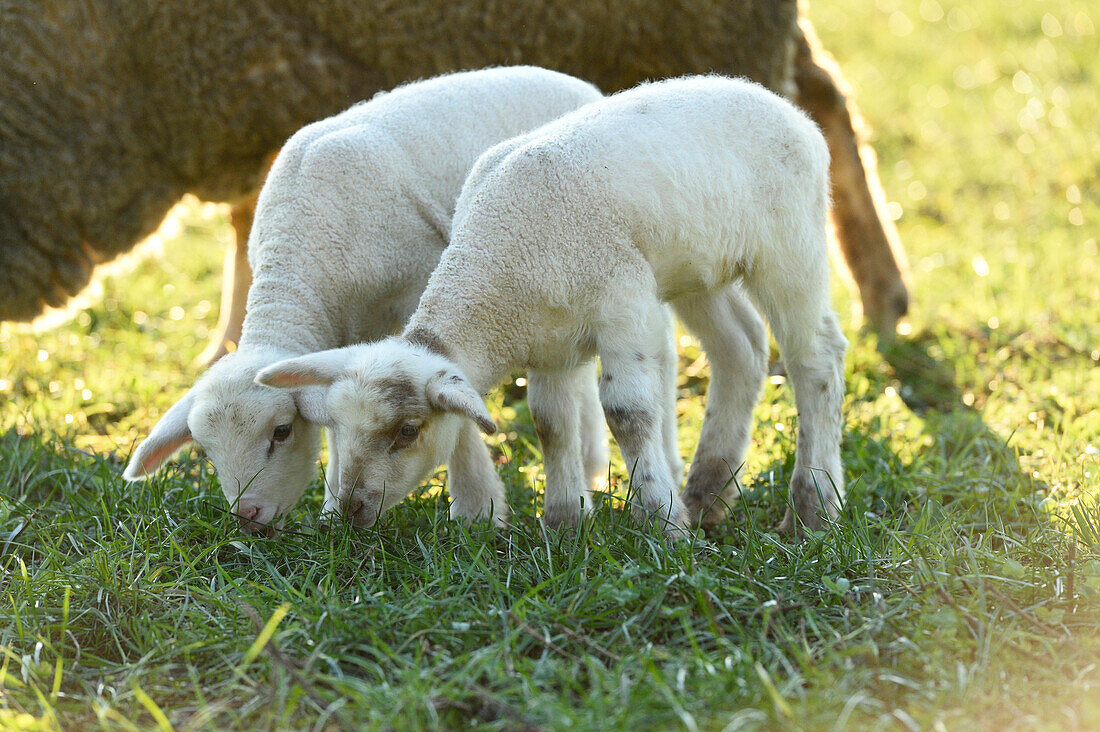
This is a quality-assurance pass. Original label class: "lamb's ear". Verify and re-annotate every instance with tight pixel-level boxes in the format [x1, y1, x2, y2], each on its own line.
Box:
[293, 386, 333, 427]
[426, 370, 497, 435]
[255, 349, 353, 389]
[124, 390, 196, 480]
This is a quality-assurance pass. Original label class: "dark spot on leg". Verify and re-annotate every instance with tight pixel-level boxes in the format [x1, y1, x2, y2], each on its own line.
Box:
[603, 405, 654, 436]
[531, 411, 557, 446]
[633, 351, 646, 362]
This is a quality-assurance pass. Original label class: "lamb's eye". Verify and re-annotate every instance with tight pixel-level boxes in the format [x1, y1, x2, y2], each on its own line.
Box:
[272, 423, 293, 443]
[394, 422, 421, 447]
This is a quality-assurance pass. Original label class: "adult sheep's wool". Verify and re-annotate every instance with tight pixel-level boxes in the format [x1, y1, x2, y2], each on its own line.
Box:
[0, 0, 811, 322]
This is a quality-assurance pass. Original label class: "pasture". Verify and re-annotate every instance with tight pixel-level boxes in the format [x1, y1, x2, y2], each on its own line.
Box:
[1, 0, 1098, 728]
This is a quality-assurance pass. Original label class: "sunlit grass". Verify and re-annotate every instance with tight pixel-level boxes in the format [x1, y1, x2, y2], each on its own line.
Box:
[1, 0, 1098, 728]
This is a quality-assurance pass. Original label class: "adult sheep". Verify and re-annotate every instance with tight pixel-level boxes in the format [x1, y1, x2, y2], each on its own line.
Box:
[0, 0, 909, 363]
[123, 67, 608, 532]
[258, 76, 847, 535]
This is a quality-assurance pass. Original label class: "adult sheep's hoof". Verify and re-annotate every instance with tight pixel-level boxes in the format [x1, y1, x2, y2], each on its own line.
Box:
[861, 277, 910, 342]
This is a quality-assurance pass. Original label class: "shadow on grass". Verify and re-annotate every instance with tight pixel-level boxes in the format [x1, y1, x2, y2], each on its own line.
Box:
[856, 327, 1068, 535]
[878, 329, 1038, 491]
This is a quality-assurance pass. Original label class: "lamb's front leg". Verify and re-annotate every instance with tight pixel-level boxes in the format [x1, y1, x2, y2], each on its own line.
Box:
[529, 367, 591, 528]
[447, 421, 509, 527]
[656, 307, 684, 487]
[598, 314, 688, 536]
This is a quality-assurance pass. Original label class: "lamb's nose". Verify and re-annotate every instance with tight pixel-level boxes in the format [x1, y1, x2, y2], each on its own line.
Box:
[348, 498, 374, 527]
[237, 504, 277, 537]
[236, 502, 266, 533]
[236, 503, 260, 523]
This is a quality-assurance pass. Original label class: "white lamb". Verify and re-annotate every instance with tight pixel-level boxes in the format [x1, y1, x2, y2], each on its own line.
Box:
[123, 67, 607, 532]
[256, 75, 849, 536]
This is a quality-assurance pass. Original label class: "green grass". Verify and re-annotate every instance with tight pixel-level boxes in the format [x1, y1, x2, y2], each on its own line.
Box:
[2, 0, 1098, 728]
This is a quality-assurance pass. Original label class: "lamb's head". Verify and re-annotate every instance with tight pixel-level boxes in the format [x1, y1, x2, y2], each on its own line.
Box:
[256, 340, 496, 528]
[123, 349, 324, 534]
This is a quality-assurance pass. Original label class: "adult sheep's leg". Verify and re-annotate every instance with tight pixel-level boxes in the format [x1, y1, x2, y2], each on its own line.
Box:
[794, 18, 910, 338]
[529, 367, 592, 527]
[597, 298, 688, 536]
[672, 284, 768, 529]
[197, 192, 256, 366]
[448, 422, 509, 527]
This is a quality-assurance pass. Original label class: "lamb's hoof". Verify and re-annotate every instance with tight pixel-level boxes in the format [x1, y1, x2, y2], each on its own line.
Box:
[661, 519, 693, 542]
[776, 508, 802, 539]
[451, 503, 511, 529]
[776, 502, 836, 539]
[541, 503, 586, 531]
[682, 459, 741, 529]
[778, 469, 842, 539]
[683, 492, 731, 530]
[630, 502, 691, 541]
[317, 509, 344, 532]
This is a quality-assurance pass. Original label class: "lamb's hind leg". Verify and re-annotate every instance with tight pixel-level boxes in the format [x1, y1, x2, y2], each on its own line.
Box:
[775, 310, 847, 533]
[672, 284, 768, 529]
[656, 307, 684, 488]
[751, 268, 848, 533]
[529, 366, 592, 528]
[597, 300, 688, 536]
[576, 360, 610, 499]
